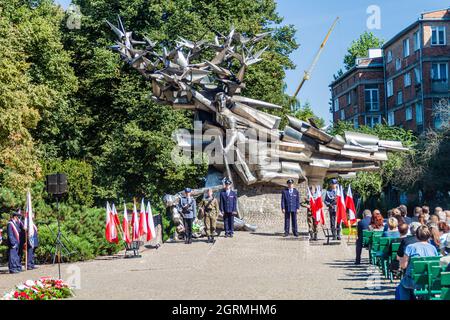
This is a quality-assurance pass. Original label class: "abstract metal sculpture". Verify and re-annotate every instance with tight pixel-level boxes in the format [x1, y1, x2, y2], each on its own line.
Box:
[107, 17, 407, 187]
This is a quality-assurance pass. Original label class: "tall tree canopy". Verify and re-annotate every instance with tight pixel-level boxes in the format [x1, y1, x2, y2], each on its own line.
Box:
[343, 31, 383, 70]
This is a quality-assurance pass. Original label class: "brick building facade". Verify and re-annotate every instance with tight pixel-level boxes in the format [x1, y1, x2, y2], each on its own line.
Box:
[331, 8, 450, 133]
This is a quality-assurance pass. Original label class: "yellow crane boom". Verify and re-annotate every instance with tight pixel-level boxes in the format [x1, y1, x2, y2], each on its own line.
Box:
[293, 17, 339, 98]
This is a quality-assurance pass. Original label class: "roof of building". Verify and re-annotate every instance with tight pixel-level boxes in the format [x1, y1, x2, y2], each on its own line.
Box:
[329, 57, 383, 87]
[382, 7, 450, 49]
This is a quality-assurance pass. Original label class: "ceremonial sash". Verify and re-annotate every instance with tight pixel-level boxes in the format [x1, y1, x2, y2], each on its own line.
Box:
[8, 221, 20, 242]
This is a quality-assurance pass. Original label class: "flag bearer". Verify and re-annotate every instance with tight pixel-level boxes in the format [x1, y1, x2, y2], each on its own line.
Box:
[301, 186, 318, 241]
[178, 188, 197, 244]
[281, 179, 300, 237]
[199, 188, 220, 243]
[7, 211, 23, 273]
[324, 178, 340, 240]
[26, 224, 39, 270]
[219, 179, 237, 238]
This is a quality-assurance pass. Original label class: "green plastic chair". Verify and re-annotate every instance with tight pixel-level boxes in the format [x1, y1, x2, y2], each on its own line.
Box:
[377, 237, 393, 277]
[370, 233, 382, 265]
[440, 272, 450, 300]
[429, 264, 443, 300]
[411, 257, 442, 299]
[389, 242, 401, 282]
[362, 230, 373, 248]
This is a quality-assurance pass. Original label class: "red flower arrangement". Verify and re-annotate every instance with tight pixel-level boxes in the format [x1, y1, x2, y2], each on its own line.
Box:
[2, 277, 74, 300]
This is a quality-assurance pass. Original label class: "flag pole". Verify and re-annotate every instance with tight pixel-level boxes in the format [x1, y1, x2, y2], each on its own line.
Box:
[24, 190, 28, 271]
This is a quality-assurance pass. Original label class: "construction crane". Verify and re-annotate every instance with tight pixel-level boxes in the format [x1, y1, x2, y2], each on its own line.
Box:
[293, 17, 339, 98]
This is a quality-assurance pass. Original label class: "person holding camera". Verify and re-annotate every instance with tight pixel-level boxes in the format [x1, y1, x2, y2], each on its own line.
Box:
[199, 188, 220, 243]
[177, 188, 197, 244]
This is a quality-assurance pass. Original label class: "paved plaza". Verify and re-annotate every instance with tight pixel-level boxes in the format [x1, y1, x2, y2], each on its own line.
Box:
[0, 215, 396, 300]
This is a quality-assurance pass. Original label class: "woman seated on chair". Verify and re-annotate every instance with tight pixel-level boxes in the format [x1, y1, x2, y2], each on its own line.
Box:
[396, 225, 439, 300]
[383, 217, 400, 238]
[368, 211, 384, 231]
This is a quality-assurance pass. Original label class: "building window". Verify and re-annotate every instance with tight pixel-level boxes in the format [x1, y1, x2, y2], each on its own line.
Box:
[414, 31, 421, 51]
[388, 111, 395, 126]
[387, 80, 394, 97]
[404, 72, 411, 87]
[347, 92, 351, 105]
[414, 67, 422, 84]
[405, 106, 412, 121]
[397, 91, 403, 105]
[334, 98, 339, 112]
[365, 115, 381, 128]
[353, 116, 359, 129]
[364, 85, 379, 111]
[340, 109, 345, 120]
[415, 103, 423, 125]
[431, 26, 446, 46]
[395, 58, 402, 71]
[431, 63, 448, 82]
[387, 50, 393, 63]
[403, 38, 410, 57]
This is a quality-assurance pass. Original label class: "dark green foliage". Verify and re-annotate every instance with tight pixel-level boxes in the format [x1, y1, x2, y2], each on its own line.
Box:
[343, 31, 384, 70]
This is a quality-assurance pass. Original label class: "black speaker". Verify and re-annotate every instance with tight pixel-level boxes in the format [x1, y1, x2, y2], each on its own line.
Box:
[46, 173, 68, 196]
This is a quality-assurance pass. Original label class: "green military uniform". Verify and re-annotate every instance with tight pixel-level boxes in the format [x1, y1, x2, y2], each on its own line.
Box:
[199, 196, 220, 242]
[301, 198, 317, 241]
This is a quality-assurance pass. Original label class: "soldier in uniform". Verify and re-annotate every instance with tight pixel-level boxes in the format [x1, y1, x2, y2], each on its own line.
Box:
[7, 211, 23, 273]
[26, 222, 39, 270]
[301, 186, 318, 241]
[177, 188, 197, 244]
[324, 178, 341, 240]
[219, 179, 237, 238]
[281, 179, 300, 237]
[199, 188, 220, 243]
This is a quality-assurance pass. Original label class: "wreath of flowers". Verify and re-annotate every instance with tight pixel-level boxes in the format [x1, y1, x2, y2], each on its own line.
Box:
[2, 277, 74, 300]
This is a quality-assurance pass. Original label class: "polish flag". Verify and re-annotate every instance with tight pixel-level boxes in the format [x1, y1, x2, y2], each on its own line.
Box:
[345, 185, 357, 226]
[24, 190, 37, 248]
[111, 203, 121, 227]
[131, 201, 140, 241]
[122, 202, 131, 244]
[146, 200, 156, 241]
[139, 198, 148, 237]
[336, 185, 348, 226]
[105, 202, 118, 243]
[307, 187, 317, 222]
[314, 186, 325, 224]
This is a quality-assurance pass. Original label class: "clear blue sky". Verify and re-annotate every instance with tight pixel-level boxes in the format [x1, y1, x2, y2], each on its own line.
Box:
[56, 0, 446, 124]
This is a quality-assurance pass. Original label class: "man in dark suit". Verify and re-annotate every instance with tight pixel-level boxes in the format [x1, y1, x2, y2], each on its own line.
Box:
[7, 211, 23, 273]
[219, 179, 237, 238]
[281, 179, 300, 237]
[355, 209, 372, 264]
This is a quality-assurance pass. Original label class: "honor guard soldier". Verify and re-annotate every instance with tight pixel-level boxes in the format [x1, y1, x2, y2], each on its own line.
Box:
[177, 188, 197, 244]
[199, 188, 220, 243]
[7, 211, 23, 273]
[301, 186, 318, 241]
[26, 223, 39, 270]
[324, 178, 341, 240]
[281, 179, 300, 237]
[219, 179, 237, 238]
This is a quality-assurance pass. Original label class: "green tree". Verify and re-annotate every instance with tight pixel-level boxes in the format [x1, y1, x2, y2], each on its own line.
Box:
[343, 31, 383, 70]
[291, 101, 325, 128]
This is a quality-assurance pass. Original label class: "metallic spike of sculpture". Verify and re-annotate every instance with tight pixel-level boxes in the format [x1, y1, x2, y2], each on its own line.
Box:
[107, 17, 407, 189]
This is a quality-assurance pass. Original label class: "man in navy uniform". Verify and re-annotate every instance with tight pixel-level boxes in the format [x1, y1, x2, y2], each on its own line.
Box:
[26, 222, 39, 270]
[324, 178, 340, 240]
[7, 211, 23, 273]
[219, 179, 237, 238]
[281, 179, 300, 237]
[177, 188, 197, 244]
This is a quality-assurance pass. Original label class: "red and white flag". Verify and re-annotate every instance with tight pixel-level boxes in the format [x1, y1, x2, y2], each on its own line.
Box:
[345, 185, 357, 226]
[314, 186, 325, 224]
[105, 202, 118, 243]
[122, 202, 131, 244]
[24, 190, 37, 248]
[146, 200, 156, 241]
[139, 198, 148, 237]
[111, 203, 120, 227]
[336, 185, 348, 226]
[307, 187, 317, 223]
[131, 201, 140, 241]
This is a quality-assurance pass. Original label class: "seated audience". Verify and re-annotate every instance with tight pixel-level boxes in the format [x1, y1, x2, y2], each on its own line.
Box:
[398, 223, 409, 238]
[383, 217, 400, 238]
[396, 225, 439, 300]
[417, 213, 426, 225]
[369, 211, 384, 231]
[438, 221, 450, 255]
[429, 225, 441, 251]
[412, 206, 422, 222]
[422, 206, 430, 222]
[397, 222, 421, 261]
[429, 214, 439, 225]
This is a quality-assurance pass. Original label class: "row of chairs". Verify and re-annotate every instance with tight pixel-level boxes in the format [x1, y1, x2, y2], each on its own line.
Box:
[362, 230, 450, 300]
